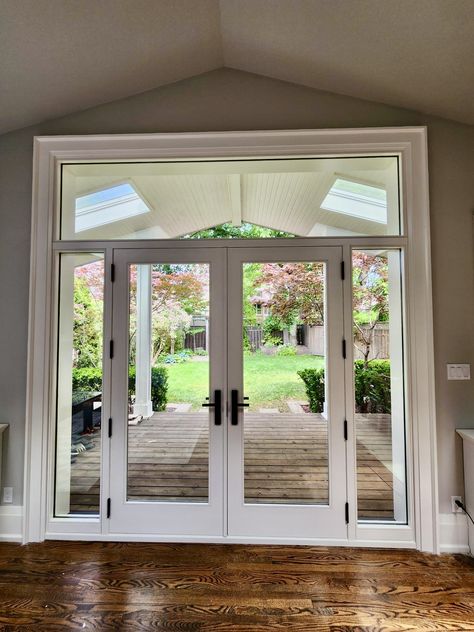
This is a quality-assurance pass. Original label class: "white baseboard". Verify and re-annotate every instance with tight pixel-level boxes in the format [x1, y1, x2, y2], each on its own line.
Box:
[439, 512, 470, 554]
[6, 506, 471, 553]
[0, 505, 23, 542]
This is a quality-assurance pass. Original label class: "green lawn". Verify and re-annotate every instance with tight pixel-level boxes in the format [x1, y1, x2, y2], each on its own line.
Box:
[162, 353, 324, 411]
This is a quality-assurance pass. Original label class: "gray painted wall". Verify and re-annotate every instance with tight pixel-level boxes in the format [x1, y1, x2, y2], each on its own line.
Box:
[0, 68, 472, 513]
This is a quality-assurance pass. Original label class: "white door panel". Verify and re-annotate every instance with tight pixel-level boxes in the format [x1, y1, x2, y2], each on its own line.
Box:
[227, 247, 347, 539]
[108, 244, 347, 540]
[108, 248, 226, 536]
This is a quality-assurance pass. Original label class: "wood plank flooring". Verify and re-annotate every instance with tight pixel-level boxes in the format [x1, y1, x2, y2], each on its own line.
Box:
[70, 412, 394, 520]
[0, 541, 472, 631]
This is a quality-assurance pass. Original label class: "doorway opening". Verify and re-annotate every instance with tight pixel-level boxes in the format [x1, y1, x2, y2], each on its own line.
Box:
[25, 130, 436, 549]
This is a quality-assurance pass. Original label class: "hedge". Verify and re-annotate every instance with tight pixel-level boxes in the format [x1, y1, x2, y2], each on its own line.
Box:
[72, 365, 168, 412]
[298, 360, 391, 414]
[72, 367, 102, 392]
[297, 367, 325, 413]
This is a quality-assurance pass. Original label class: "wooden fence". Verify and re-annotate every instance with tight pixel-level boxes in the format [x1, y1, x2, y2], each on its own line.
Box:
[184, 328, 207, 351]
[246, 327, 263, 351]
[184, 323, 390, 358]
[306, 325, 325, 356]
[306, 323, 389, 359]
[354, 323, 390, 360]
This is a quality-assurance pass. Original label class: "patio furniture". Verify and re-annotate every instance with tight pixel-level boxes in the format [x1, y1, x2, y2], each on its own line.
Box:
[72, 391, 101, 434]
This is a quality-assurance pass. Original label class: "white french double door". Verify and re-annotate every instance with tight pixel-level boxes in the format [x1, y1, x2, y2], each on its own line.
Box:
[108, 244, 347, 540]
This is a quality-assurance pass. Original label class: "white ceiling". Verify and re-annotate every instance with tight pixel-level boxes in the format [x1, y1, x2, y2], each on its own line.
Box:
[1, 0, 473, 135]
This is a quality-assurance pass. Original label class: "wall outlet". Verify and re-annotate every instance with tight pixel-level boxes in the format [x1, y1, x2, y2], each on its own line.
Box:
[451, 495, 463, 513]
[2, 487, 13, 504]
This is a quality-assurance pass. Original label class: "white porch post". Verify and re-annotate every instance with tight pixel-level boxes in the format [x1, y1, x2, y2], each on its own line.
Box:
[133, 264, 153, 418]
[387, 250, 407, 522]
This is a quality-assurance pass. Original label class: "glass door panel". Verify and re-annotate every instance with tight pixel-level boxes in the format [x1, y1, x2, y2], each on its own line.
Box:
[242, 262, 329, 506]
[55, 253, 104, 517]
[109, 248, 225, 536]
[228, 247, 347, 539]
[352, 249, 407, 523]
[127, 263, 211, 503]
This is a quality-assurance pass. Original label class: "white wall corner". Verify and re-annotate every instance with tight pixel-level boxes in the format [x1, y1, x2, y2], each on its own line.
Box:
[0, 505, 23, 542]
[439, 512, 470, 554]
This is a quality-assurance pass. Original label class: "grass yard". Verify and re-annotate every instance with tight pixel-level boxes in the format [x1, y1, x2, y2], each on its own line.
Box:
[162, 353, 324, 411]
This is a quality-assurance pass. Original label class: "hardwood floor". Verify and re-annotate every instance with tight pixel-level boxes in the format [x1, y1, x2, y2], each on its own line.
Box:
[0, 542, 472, 630]
[70, 412, 394, 519]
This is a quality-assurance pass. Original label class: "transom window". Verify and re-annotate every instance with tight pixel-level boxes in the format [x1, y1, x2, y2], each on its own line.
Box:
[60, 156, 401, 240]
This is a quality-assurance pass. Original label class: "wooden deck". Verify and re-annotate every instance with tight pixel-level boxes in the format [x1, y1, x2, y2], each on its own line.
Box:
[70, 412, 394, 520]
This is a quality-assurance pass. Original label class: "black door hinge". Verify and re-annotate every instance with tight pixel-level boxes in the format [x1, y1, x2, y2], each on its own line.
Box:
[345, 502, 349, 524]
[344, 419, 348, 441]
[341, 260, 345, 280]
[110, 263, 115, 283]
[108, 418, 112, 438]
[109, 340, 114, 359]
[106, 498, 111, 519]
[342, 339, 346, 359]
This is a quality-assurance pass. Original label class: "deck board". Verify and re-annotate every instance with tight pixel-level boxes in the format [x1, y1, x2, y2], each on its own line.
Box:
[70, 412, 394, 520]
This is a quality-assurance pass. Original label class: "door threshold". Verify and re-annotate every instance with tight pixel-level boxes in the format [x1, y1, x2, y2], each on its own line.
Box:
[44, 532, 417, 549]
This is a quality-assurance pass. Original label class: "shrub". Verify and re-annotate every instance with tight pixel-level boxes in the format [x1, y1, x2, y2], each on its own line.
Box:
[354, 360, 391, 414]
[263, 335, 284, 347]
[129, 366, 168, 412]
[298, 360, 391, 414]
[72, 365, 168, 412]
[297, 367, 325, 412]
[161, 352, 189, 364]
[243, 327, 252, 351]
[72, 367, 102, 392]
[277, 344, 297, 357]
[262, 314, 284, 345]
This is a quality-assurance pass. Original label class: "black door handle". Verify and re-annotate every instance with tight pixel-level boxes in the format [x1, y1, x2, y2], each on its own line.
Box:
[202, 389, 222, 425]
[231, 389, 249, 425]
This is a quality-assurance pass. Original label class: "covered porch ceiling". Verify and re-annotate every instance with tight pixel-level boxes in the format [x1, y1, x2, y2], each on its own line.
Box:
[62, 156, 399, 240]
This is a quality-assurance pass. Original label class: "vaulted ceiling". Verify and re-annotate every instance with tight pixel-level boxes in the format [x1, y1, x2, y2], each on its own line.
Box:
[1, 0, 473, 135]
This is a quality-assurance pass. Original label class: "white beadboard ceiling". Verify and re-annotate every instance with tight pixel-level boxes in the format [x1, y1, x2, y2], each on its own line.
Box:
[63, 157, 398, 239]
[1, 0, 473, 135]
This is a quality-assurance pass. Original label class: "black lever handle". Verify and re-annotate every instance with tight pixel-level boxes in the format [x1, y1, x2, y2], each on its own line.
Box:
[202, 389, 222, 425]
[231, 389, 249, 425]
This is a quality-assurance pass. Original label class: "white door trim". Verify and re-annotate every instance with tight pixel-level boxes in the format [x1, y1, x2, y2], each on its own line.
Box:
[25, 128, 437, 551]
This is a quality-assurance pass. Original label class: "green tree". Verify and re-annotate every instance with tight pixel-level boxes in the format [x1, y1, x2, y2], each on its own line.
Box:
[242, 263, 264, 327]
[352, 252, 389, 367]
[152, 301, 192, 360]
[257, 262, 325, 328]
[186, 223, 294, 240]
[73, 278, 103, 368]
[129, 264, 207, 363]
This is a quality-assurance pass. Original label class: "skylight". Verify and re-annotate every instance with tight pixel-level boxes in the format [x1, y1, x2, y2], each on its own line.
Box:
[321, 178, 387, 224]
[75, 182, 150, 232]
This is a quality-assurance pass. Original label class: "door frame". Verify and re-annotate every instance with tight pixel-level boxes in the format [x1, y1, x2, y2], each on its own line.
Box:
[24, 128, 437, 551]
